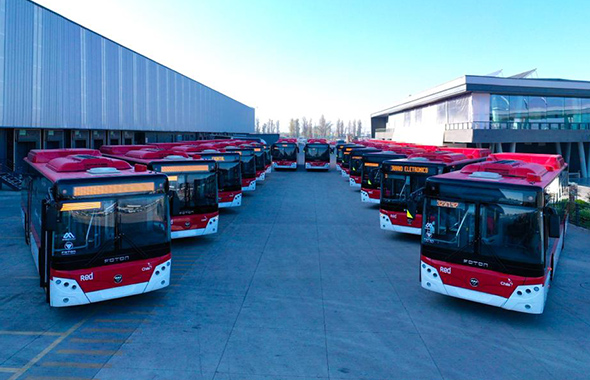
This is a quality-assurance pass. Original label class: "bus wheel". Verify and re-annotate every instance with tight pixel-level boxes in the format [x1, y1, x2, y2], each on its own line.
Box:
[45, 285, 50, 304]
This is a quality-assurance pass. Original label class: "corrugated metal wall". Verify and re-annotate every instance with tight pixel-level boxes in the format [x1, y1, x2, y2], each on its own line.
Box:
[0, 0, 254, 133]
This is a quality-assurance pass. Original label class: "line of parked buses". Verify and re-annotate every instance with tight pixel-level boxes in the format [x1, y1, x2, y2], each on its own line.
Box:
[332, 140, 569, 314]
[20, 135, 569, 314]
[20, 138, 291, 307]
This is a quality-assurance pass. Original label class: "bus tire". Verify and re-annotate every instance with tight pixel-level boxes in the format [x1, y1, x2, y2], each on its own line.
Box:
[45, 285, 50, 304]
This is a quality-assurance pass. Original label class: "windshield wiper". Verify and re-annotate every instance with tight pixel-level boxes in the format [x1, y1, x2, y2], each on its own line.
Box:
[84, 235, 120, 267]
[478, 238, 509, 273]
[118, 232, 149, 259]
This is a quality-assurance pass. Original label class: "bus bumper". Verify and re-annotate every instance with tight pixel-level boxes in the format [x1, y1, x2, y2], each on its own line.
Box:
[171, 213, 219, 238]
[305, 162, 330, 170]
[219, 192, 242, 208]
[242, 179, 257, 191]
[361, 189, 380, 203]
[273, 162, 297, 169]
[379, 211, 421, 235]
[265, 166, 272, 174]
[349, 177, 361, 188]
[256, 171, 266, 181]
[420, 260, 547, 314]
[49, 256, 171, 307]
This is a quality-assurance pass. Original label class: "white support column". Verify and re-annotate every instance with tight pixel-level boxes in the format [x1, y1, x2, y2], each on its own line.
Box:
[565, 142, 572, 164]
[578, 142, 588, 178]
[510, 142, 516, 153]
[496, 143, 503, 153]
[555, 142, 562, 156]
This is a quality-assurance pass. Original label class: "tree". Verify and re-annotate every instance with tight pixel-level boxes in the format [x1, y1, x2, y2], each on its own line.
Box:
[302, 117, 313, 139]
[255, 118, 261, 133]
[316, 115, 332, 138]
[335, 119, 345, 139]
[262, 122, 267, 134]
[288, 119, 300, 137]
[356, 120, 362, 138]
[276, 120, 280, 134]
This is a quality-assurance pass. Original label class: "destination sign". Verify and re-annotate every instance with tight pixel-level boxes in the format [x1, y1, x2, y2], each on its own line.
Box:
[388, 165, 435, 174]
[437, 200, 459, 208]
[364, 163, 379, 167]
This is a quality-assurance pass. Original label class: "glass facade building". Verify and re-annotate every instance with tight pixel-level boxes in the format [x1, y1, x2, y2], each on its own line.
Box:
[490, 95, 590, 129]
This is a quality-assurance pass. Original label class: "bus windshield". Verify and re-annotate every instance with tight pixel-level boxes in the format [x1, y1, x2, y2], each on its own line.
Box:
[169, 172, 218, 214]
[254, 152, 265, 171]
[382, 173, 428, 202]
[423, 198, 543, 267]
[362, 164, 381, 188]
[218, 162, 242, 192]
[240, 155, 256, 178]
[306, 145, 330, 162]
[53, 194, 169, 269]
[350, 157, 363, 176]
[272, 145, 297, 161]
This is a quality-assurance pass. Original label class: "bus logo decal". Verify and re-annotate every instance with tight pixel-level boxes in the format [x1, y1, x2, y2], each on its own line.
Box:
[62, 232, 76, 241]
[500, 279, 513, 287]
[439, 266, 451, 275]
[470, 278, 479, 287]
[80, 272, 94, 281]
[114, 274, 123, 284]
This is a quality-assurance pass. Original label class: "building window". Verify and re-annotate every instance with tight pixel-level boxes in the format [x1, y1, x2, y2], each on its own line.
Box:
[490, 95, 590, 129]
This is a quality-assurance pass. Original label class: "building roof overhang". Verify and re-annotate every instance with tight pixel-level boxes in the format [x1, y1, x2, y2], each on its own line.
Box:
[372, 75, 590, 118]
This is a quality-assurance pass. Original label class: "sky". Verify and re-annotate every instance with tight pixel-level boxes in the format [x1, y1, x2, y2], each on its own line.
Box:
[35, 0, 590, 134]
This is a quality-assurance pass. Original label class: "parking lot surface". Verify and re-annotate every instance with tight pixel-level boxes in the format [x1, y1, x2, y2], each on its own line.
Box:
[1, 160, 590, 380]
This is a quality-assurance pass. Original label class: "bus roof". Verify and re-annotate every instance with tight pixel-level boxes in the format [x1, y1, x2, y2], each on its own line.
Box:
[362, 152, 407, 161]
[25, 149, 157, 183]
[350, 148, 382, 158]
[194, 152, 241, 162]
[430, 153, 566, 188]
[100, 146, 191, 165]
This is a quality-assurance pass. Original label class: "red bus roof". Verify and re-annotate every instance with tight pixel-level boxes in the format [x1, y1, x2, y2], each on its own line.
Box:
[277, 138, 298, 143]
[438, 147, 491, 159]
[99, 145, 153, 155]
[28, 148, 103, 163]
[435, 153, 566, 187]
[307, 139, 328, 144]
[407, 151, 471, 163]
[25, 149, 158, 183]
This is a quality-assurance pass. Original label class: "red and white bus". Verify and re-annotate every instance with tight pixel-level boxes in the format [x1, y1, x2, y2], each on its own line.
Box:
[271, 139, 299, 169]
[304, 139, 331, 170]
[348, 148, 382, 188]
[340, 144, 366, 177]
[238, 143, 267, 181]
[360, 152, 407, 203]
[21, 149, 171, 307]
[195, 151, 242, 208]
[224, 146, 257, 191]
[100, 146, 219, 238]
[420, 153, 568, 314]
[380, 149, 490, 235]
[335, 143, 358, 173]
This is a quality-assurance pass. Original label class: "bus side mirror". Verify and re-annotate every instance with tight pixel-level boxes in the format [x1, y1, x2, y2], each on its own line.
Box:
[548, 213, 560, 238]
[44, 204, 58, 231]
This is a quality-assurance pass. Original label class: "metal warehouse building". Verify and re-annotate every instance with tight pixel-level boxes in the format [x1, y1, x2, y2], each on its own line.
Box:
[371, 73, 590, 178]
[0, 0, 255, 173]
